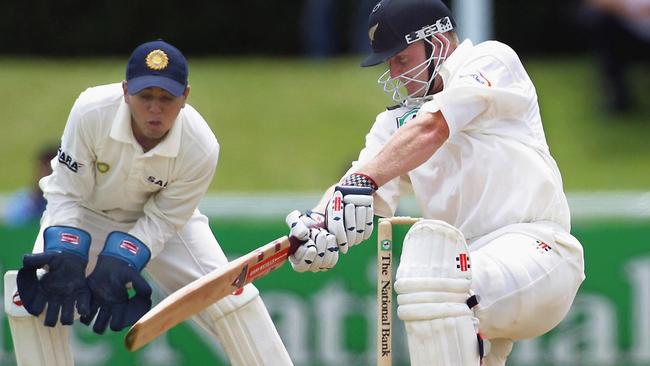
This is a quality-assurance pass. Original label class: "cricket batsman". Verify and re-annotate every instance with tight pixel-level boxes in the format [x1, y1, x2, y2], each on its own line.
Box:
[5, 40, 293, 366]
[286, 0, 586, 365]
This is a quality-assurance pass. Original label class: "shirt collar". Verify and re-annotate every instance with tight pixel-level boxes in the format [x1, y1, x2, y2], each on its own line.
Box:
[109, 98, 183, 157]
[439, 39, 474, 85]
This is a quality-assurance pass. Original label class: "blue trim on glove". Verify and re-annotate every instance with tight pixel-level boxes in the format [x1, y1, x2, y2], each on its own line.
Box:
[100, 232, 151, 271]
[42, 226, 91, 261]
[335, 186, 375, 196]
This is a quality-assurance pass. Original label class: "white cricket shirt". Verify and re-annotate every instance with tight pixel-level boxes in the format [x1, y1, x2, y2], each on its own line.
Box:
[349, 40, 571, 241]
[41, 83, 220, 256]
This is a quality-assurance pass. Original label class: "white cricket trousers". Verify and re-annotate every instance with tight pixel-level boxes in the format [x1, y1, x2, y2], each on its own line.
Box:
[469, 221, 585, 365]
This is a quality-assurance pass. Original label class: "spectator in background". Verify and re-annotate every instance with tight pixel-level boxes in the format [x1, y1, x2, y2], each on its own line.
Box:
[580, 0, 650, 113]
[3, 145, 57, 227]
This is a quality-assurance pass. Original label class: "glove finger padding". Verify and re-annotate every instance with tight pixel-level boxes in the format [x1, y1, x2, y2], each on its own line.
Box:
[364, 206, 374, 240]
[354, 206, 367, 246]
[343, 194, 373, 247]
[289, 240, 318, 273]
[316, 229, 338, 271]
[327, 190, 349, 253]
[286, 210, 310, 241]
[344, 203, 359, 246]
[310, 229, 327, 270]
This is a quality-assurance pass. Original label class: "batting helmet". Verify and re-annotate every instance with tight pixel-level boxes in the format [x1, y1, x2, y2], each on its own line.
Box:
[362, 0, 456, 67]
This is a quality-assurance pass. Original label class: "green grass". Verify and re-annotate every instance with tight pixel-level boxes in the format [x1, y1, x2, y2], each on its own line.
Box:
[528, 59, 650, 190]
[0, 56, 648, 192]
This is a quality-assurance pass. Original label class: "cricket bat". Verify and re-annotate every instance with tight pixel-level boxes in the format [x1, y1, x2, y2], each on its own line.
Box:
[124, 235, 302, 351]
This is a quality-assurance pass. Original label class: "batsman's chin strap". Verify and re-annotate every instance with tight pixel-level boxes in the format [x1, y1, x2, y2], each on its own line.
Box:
[466, 294, 485, 360]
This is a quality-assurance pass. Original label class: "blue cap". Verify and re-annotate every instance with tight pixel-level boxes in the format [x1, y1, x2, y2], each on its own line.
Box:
[126, 40, 188, 96]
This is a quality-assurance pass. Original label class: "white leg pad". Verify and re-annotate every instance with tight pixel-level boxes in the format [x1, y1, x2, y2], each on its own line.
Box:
[4, 270, 74, 366]
[199, 283, 293, 366]
[395, 220, 480, 366]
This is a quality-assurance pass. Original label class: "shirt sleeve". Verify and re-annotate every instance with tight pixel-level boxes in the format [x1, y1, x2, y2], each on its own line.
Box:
[41, 97, 97, 228]
[430, 53, 531, 137]
[129, 143, 220, 257]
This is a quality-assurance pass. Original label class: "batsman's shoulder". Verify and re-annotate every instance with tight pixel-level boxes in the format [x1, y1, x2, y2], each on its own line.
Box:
[472, 41, 522, 68]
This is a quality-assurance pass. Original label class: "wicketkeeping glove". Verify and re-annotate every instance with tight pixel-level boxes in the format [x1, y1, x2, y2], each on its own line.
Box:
[326, 173, 376, 253]
[81, 231, 152, 333]
[286, 210, 339, 272]
[17, 226, 92, 327]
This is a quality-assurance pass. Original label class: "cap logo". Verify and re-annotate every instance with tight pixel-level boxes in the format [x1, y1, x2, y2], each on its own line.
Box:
[405, 16, 454, 44]
[368, 23, 379, 42]
[145, 49, 169, 71]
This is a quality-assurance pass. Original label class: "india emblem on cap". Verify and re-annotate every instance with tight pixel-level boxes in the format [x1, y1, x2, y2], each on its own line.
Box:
[145, 49, 169, 71]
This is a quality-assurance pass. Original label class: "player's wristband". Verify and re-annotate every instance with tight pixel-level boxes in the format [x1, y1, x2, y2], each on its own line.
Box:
[43, 226, 91, 260]
[100, 231, 151, 271]
[340, 173, 378, 191]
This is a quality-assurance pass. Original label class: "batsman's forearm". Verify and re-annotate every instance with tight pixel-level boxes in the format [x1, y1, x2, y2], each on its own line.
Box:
[359, 111, 449, 187]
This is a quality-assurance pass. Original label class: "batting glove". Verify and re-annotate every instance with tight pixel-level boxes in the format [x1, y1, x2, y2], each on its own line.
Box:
[326, 173, 376, 253]
[286, 210, 338, 272]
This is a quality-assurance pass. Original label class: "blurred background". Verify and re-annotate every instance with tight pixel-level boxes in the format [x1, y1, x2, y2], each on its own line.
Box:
[0, 0, 649, 365]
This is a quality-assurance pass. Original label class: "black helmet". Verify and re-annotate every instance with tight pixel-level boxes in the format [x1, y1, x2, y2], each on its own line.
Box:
[362, 0, 456, 67]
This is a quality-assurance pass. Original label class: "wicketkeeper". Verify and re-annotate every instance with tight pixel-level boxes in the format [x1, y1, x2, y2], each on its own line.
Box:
[286, 0, 586, 365]
[5, 40, 292, 366]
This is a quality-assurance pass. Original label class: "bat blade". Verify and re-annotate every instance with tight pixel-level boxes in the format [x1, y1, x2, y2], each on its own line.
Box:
[124, 235, 299, 351]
